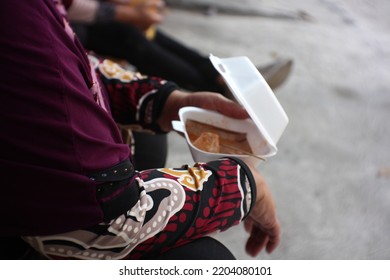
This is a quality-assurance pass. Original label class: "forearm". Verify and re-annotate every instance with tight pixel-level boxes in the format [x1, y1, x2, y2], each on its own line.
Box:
[67, 0, 100, 23]
[67, 0, 148, 25]
[130, 158, 256, 258]
[96, 58, 179, 133]
[23, 158, 256, 259]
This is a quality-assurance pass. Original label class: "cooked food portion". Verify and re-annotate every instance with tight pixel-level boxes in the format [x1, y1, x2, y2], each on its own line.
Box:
[192, 132, 220, 153]
[186, 119, 246, 142]
[185, 119, 253, 155]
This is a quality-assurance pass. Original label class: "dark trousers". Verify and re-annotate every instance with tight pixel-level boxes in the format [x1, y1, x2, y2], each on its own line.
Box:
[0, 236, 235, 260]
[152, 237, 235, 260]
[74, 22, 223, 93]
[132, 131, 168, 170]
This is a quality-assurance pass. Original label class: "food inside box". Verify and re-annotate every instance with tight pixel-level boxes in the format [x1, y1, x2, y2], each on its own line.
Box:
[185, 119, 253, 155]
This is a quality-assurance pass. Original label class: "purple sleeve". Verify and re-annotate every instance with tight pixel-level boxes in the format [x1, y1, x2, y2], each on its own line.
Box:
[0, 0, 131, 235]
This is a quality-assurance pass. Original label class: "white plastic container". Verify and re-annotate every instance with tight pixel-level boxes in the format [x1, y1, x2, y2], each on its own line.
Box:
[172, 107, 273, 166]
[172, 55, 289, 165]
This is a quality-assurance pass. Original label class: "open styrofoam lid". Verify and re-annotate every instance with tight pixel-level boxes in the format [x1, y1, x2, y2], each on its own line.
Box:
[209, 54, 289, 149]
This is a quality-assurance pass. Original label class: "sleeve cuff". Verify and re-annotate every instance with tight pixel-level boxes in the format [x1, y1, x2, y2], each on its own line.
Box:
[151, 81, 179, 133]
[224, 157, 257, 220]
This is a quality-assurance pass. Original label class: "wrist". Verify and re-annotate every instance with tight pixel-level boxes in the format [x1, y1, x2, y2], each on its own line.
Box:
[224, 157, 257, 220]
[114, 5, 137, 24]
[157, 90, 189, 132]
[96, 2, 117, 23]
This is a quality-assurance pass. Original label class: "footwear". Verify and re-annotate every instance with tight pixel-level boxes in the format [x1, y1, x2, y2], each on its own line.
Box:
[257, 58, 293, 90]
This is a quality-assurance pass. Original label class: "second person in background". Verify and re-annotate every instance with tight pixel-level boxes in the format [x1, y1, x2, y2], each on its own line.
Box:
[68, 0, 293, 94]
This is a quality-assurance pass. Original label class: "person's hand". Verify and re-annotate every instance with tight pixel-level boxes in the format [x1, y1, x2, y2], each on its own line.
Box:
[158, 90, 280, 255]
[244, 164, 281, 256]
[157, 90, 249, 132]
[115, 0, 166, 31]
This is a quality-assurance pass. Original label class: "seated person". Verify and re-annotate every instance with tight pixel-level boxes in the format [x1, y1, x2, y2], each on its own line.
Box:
[68, 0, 293, 93]
[0, 0, 281, 260]
[67, 0, 292, 171]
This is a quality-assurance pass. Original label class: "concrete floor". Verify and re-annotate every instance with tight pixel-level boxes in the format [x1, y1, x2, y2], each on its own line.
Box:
[161, 0, 390, 259]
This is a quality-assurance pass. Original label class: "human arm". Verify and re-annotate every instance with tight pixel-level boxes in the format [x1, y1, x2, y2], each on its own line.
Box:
[244, 164, 281, 256]
[114, 0, 166, 31]
[95, 58, 249, 133]
[130, 158, 280, 258]
[67, 0, 165, 30]
[95, 59, 280, 257]
[139, 157, 280, 258]
[1, 0, 280, 258]
[156, 89, 249, 132]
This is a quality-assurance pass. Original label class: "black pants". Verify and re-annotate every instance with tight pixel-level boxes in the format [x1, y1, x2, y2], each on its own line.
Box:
[152, 237, 235, 260]
[132, 132, 168, 170]
[0, 236, 235, 260]
[74, 22, 223, 93]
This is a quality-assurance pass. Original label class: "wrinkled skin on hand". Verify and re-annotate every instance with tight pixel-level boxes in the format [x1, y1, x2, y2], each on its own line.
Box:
[244, 164, 281, 256]
[158, 90, 281, 257]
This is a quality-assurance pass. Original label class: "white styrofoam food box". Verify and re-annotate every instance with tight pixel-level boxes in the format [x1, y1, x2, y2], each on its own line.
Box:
[172, 55, 289, 165]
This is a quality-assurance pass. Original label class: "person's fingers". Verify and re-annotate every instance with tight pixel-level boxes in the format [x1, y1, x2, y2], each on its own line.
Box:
[157, 90, 249, 132]
[265, 234, 280, 254]
[187, 92, 249, 119]
[245, 225, 268, 257]
[249, 212, 281, 252]
[245, 220, 281, 256]
[212, 94, 249, 119]
[155, 0, 166, 10]
[264, 219, 281, 254]
[147, 0, 166, 15]
[243, 217, 253, 233]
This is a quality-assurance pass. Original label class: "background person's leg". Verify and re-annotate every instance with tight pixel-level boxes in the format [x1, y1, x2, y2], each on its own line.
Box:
[82, 22, 220, 92]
